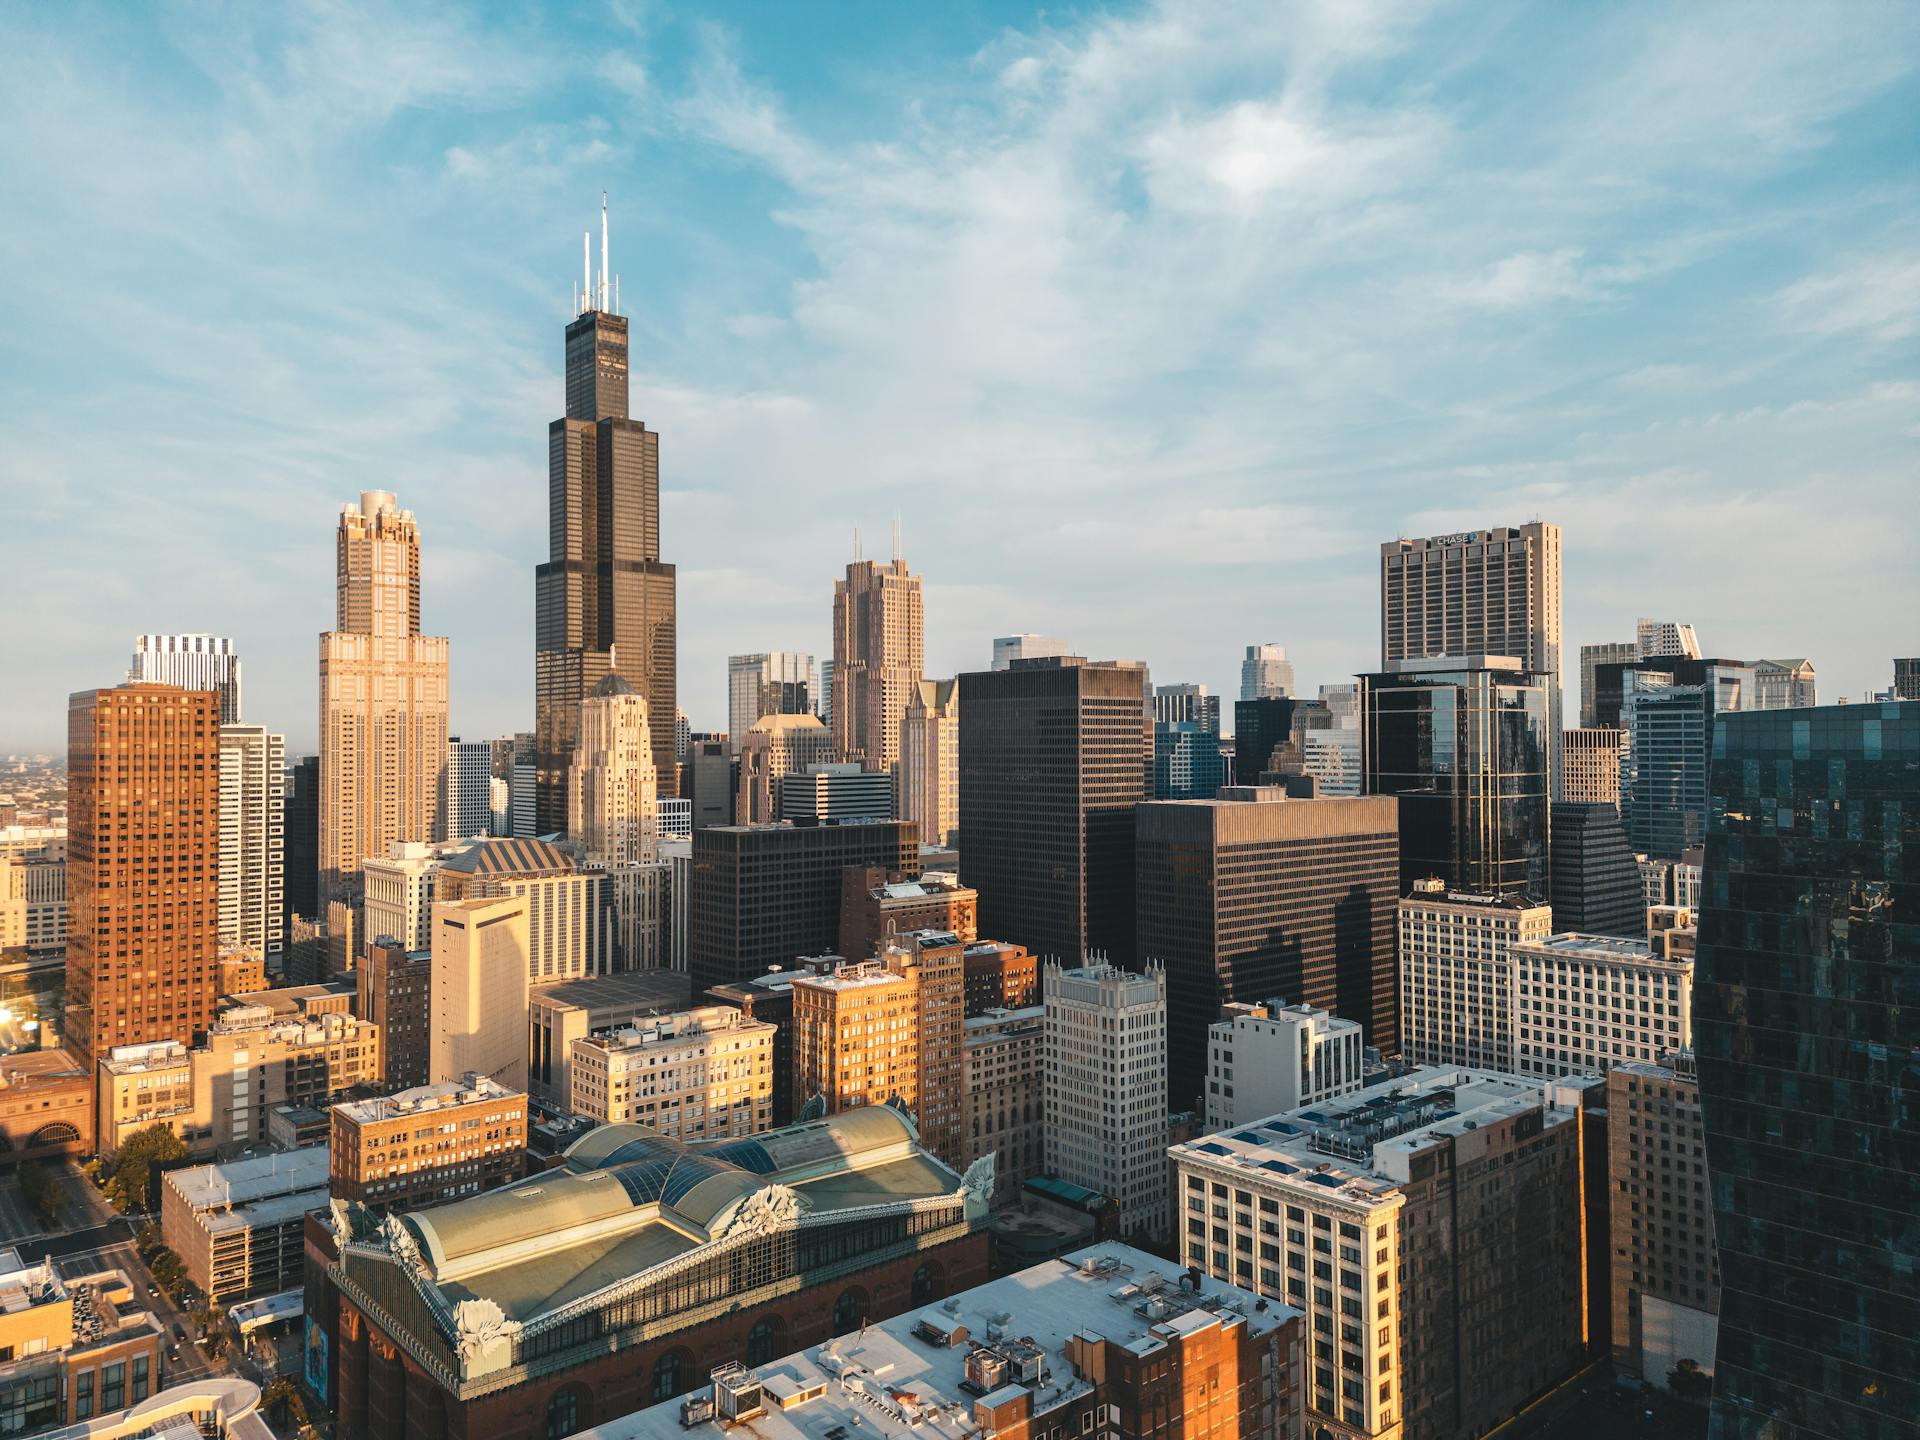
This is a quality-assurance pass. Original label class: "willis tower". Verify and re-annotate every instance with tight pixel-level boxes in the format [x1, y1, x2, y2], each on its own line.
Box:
[536, 196, 678, 833]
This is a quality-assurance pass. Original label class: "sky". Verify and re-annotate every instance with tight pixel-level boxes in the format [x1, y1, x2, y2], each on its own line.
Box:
[2, 0, 1916, 751]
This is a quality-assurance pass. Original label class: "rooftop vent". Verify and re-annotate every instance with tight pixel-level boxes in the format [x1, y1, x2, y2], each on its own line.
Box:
[711, 1363, 764, 1425]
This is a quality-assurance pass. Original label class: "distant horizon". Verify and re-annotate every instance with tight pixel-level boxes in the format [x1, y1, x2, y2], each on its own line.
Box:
[4, 2, 1916, 749]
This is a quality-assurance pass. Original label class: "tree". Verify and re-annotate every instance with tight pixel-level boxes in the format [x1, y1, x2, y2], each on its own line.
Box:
[1668, 1358, 1713, 1404]
[103, 1124, 187, 1211]
[15, 1160, 65, 1231]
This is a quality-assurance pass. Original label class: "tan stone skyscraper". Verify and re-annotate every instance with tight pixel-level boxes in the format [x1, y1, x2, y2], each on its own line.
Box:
[898, 677, 959, 848]
[831, 543, 924, 773]
[567, 675, 658, 866]
[735, 712, 832, 824]
[66, 684, 222, 1073]
[319, 491, 450, 908]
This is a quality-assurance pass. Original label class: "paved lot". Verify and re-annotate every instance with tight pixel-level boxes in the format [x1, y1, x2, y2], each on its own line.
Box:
[0, 1175, 39, 1244]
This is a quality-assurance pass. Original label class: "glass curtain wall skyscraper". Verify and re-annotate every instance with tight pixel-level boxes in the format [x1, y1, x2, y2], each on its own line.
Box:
[535, 205, 678, 833]
[1695, 701, 1918, 1439]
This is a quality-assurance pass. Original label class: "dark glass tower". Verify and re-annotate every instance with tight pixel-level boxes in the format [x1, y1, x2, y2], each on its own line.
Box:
[1359, 656, 1550, 897]
[1548, 800, 1646, 937]
[535, 296, 678, 833]
[1230, 696, 1296, 784]
[1695, 701, 1918, 1438]
[958, 657, 1148, 965]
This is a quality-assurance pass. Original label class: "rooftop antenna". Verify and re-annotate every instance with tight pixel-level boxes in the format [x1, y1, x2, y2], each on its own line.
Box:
[582, 232, 591, 314]
[600, 190, 610, 313]
[892, 517, 901, 564]
[853, 525, 864, 562]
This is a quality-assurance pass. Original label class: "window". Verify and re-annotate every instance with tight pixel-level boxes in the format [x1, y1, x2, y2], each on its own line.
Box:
[651, 1352, 685, 1402]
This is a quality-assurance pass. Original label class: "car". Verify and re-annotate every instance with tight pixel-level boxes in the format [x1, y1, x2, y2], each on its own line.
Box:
[173, 1322, 188, 1342]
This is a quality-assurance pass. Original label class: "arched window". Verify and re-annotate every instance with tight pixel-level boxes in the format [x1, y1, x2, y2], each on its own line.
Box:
[832, 1288, 866, 1336]
[545, 1388, 582, 1439]
[747, 1317, 784, 1366]
[651, 1351, 684, 1402]
[911, 1263, 941, 1307]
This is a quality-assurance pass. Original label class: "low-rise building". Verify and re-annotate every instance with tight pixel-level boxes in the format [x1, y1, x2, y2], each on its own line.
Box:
[356, 939, 431, 1090]
[329, 1074, 527, 1210]
[1397, 881, 1553, 1072]
[1171, 1066, 1604, 1439]
[779, 763, 892, 824]
[161, 1148, 330, 1304]
[0, 1050, 94, 1162]
[96, 1002, 381, 1160]
[1607, 1055, 1718, 1387]
[1203, 999, 1366, 1132]
[327, 1105, 992, 1440]
[962, 1006, 1043, 1205]
[1513, 932, 1693, 1078]
[0, 1249, 165, 1433]
[837, 868, 977, 960]
[566, 1007, 774, 1138]
[527, 969, 693, 1115]
[574, 1245, 1303, 1440]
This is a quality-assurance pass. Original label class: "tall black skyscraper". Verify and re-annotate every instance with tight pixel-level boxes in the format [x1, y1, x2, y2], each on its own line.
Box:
[283, 753, 320, 923]
[1696, 702, 1918, 1438]
[959, 657, 1148, 965]
[1230, 696, 1295, 785]
[1547, 800, 1645, 938]
[535, 202, 677, 834]
[1359, 656, 1550, 897]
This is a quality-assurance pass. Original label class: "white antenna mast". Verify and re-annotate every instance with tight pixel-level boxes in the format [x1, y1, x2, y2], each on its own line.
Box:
[600, 190, 609, 313]
[582, 232, 591, 314]
[892, 517, 901, 564]
[854, 526, 863, 562]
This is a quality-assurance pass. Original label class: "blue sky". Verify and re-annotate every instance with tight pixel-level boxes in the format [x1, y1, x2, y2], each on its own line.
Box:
[2, 0, 1916, 749]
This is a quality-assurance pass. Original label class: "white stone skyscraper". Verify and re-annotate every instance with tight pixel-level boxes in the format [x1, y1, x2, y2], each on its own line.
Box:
[218, 723, 286, 964]
[1042, 960, 1168, 1238]
[131, 634, 243, 723]
[991, 634, 1068, 671]
[318, 491, 450, 907]
[567, 676, 659, 866]
[898, 677, 960, 848]
[1239, 643, 1294, 700]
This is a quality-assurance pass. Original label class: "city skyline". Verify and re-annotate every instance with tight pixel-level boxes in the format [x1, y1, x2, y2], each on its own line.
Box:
[4, 3, 1916, 747]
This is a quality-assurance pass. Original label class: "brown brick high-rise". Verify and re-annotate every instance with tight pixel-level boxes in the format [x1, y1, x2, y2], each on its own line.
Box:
[66, 685, 221, 1074]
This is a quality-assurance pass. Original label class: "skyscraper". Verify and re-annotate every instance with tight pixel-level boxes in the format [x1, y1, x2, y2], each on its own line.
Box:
[1238, 643, 1294, 700]
[1359, 656, 1551, 898]
[958, 657, 1149, 966]
[1043, 961, 1168, 1237]
[129, 634, 242, 724]
[318, 490, 449, 908]
[283, 754, 319, 924]
[735, 713, 833, 825]
[1398, 881, 1552, 1071]
[898, 677, 960, 848]
[1547, 801, 1647, 938]
[1621, 664, 1753, 860]
[1895, 657, 1919, 700]
[1751, 656, 1817, 709]
[1696, 701, 1918, 1437]
[1136, 790, 1400, 1104]
[1151, 721, 1226, 800]
[66, 685, 222, 1074]
[535, 204, 678, 832]
[1635, 618, 1701, 660]
[218, 723, 286, 965]
[567, 675, 658, 866]
[727, 652, 816, 755]
[831, 549, 924, 773]
[1562, 726, 1625, 807]
[1380, 522, 1564, 792]
[441, 738, 493, 842]
[991, 634, 1067, 671]
[1152, 682, 1220, 734]
[1578, 641, 1636, 729]
[429, 895, 530, 1090]
[1230, 696, 1296, 784]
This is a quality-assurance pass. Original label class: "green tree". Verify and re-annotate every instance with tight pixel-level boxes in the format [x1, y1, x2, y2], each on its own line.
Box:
[1668, 1358, 1713, 1405]
[103, 1124, 187, 1211]
[15, 1160, 66, 1231]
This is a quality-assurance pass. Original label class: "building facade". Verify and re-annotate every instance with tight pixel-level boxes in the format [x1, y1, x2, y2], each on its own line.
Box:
[962, 1005, 1044, 1206]
[1621, 665, 1753, 860]
[1512, 933, 1692, 1078]
[360, 841, 452, 954]
[779, 764, 892, 824]
[1397, 881, 1552, 1072]
[1578, 641, 1636, 730]
[429, 896, 530, 1090]
[1750, 656, 1816, 710]
[162, 1148, 330, 1303]
[0, 1251, 164, 1433]
[897, 677, 959, 849]
[66, 685, 222, 1075]
[1360, 655, 1551, 899]
[838, 868, 977, 961]
[831, 554, 924, 774]
[1562, 726, 1624, 807]
[319, 491, 450, 907]
[1606, 1056, 1718, 1388]
[1042, 962, 1168, 1239]
[726, 652, 816, 755]
[565, 1007, 774, 1139]
[958, 657, 1149, 967]
[356, 939, 431, 1091]
[129, 633, 241, 723]
[327, 1106, 991, 1440]
[442, 737, 494, 843]
[217, 723, 285, 965]
[1154, 681, 1222, 733]
[527, 969, 694, 1116]
[687, 821, 918, 993]
[1172, 1066, 1602, 1440]
[437, 838, 610, 984]
[1695, 701, 1919, 1437]
[1548, 801, 1648, 939]
[1153, 721, 1227, 800]
[991, 634, 1067, 671]
[569, 675, 659, 867]
[1239, 643, 1295, 701]
[735, 713, 833, 825]
[329, 1075, 527, 1211]
[1230, 696, 1295, 784]
[1135, 791, 1400, 1105]
[1203, 1000, 1366, 1132]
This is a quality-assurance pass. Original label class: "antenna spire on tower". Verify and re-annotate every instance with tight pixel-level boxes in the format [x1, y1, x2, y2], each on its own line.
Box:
[600, 191, 610, 313]
[854, 525, 863, 562]
[892, 517, 901, 564]
[582, 232, 591, 314]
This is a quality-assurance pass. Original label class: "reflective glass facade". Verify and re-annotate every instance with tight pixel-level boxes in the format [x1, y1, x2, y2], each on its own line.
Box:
[1359, 658, 1550, 898]
[1696, 702, 1918, 1439]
